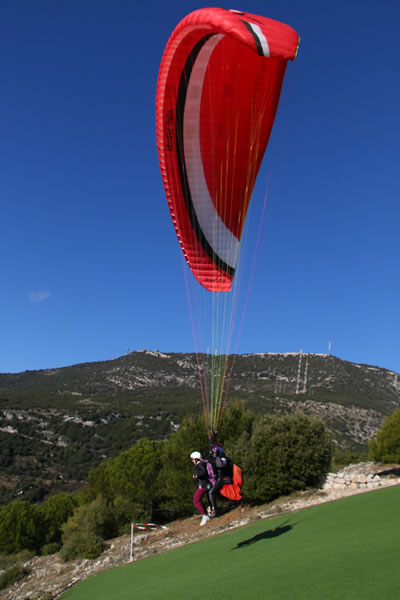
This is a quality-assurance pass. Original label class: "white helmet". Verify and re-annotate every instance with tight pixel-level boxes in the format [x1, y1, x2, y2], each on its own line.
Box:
[190, 451, 202, 461]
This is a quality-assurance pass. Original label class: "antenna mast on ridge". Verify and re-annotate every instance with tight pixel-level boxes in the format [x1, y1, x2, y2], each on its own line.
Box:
[296, 349, 303, 395]
[303, 357, 309, 394]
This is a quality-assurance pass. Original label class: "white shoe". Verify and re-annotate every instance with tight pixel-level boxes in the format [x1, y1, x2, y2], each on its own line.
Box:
[200, 515, 210, 526]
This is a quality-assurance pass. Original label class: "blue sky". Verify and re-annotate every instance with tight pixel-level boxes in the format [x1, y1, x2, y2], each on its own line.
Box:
[1, 0, 399, 375]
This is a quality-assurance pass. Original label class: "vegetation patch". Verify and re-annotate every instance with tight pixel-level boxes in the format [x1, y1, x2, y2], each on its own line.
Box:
[0, 565, 30, 591]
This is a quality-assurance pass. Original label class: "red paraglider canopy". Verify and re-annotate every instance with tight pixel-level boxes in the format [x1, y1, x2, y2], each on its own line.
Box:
[156, 8, 299, 292]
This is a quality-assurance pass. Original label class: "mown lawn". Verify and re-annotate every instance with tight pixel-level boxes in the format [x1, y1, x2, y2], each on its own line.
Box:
[61, 485, 400, 599]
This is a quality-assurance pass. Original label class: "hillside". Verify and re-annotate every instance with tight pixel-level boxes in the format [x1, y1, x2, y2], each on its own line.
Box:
[3, 463, 400, 600]
[0, 351, 399, 503]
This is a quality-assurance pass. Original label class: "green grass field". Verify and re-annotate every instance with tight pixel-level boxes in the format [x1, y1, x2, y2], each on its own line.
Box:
[61, 485, 400, 599]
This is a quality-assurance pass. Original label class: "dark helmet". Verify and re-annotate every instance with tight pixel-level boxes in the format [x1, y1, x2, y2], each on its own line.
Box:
[211, 445, 224, 456]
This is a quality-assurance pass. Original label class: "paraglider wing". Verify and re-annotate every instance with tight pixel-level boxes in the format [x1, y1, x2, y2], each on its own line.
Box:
[220, 463, 243, 501]
[156, 8, 299, 291]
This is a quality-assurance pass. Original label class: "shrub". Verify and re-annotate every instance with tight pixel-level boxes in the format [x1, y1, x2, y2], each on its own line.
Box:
[217, 400, 254, 446]
[109, 439, 164, 522]
[60, 495, 115, 561]
[0, 500, 44, 554]
[86, 458, 114, 504]
[39, 493, 78, 545]
[368, 409, 400, 463]
[331, 449, 368, 472]
[41, 542, 61, 556]
[236, 412, 333, 503]
[0, 565, 29, 591]
[86, 438, 165, 525]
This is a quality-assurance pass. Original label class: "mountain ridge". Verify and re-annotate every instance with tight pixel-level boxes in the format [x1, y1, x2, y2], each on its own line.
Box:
[0, 351, 399, 504]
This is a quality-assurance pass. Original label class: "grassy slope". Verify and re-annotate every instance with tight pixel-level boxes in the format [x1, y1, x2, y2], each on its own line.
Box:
[61, 486, 400, 600]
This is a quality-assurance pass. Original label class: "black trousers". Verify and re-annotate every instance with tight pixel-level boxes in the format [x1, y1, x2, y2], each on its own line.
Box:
[208, 478, 225, 510]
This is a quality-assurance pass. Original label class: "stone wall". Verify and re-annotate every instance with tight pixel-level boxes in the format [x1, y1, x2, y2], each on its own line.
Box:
[322, 461, 400, 491]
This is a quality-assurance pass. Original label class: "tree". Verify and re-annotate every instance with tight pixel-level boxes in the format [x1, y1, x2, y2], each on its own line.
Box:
[217, 400, 254, 448]
[109, 438, 165, 523]
[0, 500, 44, 554]
[60, 495, 116, 561]
[86, 458, 115, 503]
[368, 409, 400, 463]
[236, 412, 332, 503]
[39, 493, 78, 545]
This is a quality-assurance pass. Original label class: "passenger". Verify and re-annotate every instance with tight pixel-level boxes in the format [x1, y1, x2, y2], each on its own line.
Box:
[190, 451, 215, 526]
